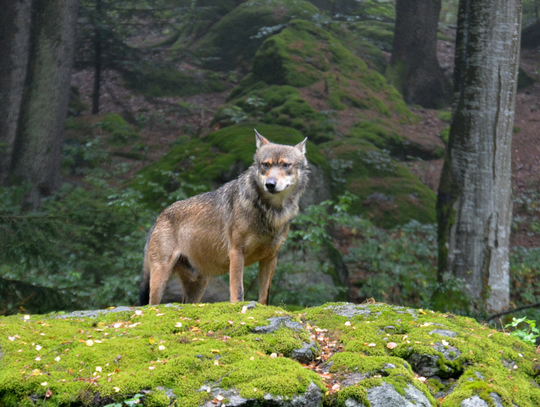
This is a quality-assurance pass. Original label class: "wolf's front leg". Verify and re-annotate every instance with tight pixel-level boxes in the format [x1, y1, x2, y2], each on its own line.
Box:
[229, 248, 245, 302]
[258, 256, 277, 305]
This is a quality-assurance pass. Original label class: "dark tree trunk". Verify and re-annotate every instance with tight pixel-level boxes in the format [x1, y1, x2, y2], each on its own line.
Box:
[91, 0, 102, 115]
[388, 0, 452, 108]
[436, 0, 522, 313]
[0, 0, 32, 186]
[9, 0, 79, 207]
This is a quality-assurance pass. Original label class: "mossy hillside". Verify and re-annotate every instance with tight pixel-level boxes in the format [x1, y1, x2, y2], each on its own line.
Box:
[123, 65, 225, 98]
[322, 138, 436, 227]
[0, 303, 322, 407]
[222, 19, 416, 145]
[192, 0, 319, 71]
[131, 124, 326, 208]
[304, 303, 540, 406]
[215, 85, 336, 143]
[169, 0, 247, 50]
[326, 21, 394, 73]
[242, 19, 411, 117]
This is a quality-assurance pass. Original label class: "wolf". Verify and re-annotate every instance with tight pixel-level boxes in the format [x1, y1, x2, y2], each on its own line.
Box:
[138, 130, 309, 306]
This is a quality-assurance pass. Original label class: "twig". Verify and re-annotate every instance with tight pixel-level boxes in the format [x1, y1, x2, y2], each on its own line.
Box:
[487, 301, 540, 320]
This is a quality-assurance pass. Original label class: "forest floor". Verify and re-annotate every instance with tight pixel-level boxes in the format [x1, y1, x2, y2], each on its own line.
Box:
[69, 28, 540, 252]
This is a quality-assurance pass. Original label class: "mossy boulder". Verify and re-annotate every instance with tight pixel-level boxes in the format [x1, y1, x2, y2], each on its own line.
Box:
[1, 302, 539, 406]
[192, 0, 319, 71]
[322, 138, 436, 227]
[215, 85, 336, 143]
[219, 19, 416, 145]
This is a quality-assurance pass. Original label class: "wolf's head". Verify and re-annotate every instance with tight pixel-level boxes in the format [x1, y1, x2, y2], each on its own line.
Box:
[253, 129, 308, 205]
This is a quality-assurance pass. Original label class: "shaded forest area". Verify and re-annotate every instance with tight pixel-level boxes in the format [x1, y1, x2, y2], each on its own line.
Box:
[1, 0, 540, 328]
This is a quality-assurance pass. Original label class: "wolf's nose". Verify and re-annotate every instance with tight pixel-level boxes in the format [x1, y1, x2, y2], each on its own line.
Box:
[265, 179, 276, 191]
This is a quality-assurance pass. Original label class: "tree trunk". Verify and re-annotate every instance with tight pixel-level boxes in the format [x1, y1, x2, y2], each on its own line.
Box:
[9, 0, 79, 207]
[0, 0, 32, 186]
[91, 0, 102, 115]
[388, 0, 452, 108]
[436, 0, 522, 313]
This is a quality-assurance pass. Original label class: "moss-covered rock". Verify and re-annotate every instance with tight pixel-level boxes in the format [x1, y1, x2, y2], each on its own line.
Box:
[1, 302, 539, 406]
[219, 19, 416, 146]
[192, 0, 319, 71]
[321, 138, 436, 227]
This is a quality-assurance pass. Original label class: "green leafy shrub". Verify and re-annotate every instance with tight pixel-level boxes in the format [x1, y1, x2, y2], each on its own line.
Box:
[505, 317, 540, 346]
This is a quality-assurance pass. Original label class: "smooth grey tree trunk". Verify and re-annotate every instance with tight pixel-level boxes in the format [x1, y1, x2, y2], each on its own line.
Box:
[437, 0, 522, 313]
[0, 0, 32, 186]
[9, 0, 79, 207]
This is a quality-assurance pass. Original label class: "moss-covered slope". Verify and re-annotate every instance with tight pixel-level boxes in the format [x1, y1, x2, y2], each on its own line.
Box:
[191, 0, 319, 71]
[1, 303, 539, 406]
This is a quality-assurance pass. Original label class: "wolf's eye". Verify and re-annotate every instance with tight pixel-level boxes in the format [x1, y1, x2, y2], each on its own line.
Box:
[282, 163, 291, 169]
[261, 162, 270, 170]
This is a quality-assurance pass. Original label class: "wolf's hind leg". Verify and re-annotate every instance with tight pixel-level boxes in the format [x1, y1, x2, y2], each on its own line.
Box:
[258, 256, 277, 305]
[177, 262, 209, 304]
[148, 258, 176, 305]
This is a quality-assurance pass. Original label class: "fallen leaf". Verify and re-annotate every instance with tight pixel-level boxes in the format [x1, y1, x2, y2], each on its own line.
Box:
[86, 340, 94, 347]
[386, 342, 398, 349]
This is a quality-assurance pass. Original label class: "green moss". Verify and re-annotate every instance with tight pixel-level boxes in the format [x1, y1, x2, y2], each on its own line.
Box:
[346, 21, 395, 53]
[321, 138, 436, 227]
[193, 0, 319, 71]
[218, 17, 416, 151]
[437, 111, 453, 123]
[2, 302, 540, 406]
[0, 303, 323, 406]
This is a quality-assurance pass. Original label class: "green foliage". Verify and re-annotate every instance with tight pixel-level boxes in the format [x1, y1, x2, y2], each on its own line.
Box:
[505, 317, 540, 346]
[0, 181, 154, 313]
[346, 219, 438, 308]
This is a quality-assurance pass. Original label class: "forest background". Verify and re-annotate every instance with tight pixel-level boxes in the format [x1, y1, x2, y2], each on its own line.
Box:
[1, 0, 539, 330]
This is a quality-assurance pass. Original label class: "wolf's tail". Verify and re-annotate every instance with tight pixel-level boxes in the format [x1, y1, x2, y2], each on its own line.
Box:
[138, 223, 155, 306]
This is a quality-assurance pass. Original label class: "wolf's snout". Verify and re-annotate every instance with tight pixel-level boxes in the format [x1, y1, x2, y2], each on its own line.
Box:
[265, 178, 277, 191]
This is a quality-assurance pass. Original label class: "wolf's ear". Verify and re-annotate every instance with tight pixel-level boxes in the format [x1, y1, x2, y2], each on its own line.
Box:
[295, 137, 307, 155]
[255, 129, 270, 149]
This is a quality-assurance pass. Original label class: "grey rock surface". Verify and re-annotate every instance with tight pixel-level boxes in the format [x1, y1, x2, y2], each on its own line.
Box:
[366, 382, 432, 407]
[291, 338, 319, 364]
[251, 317, 304, 334]
[200, 382, 322, 406]
[429, 329, 458, 338]
[325, 303, 372, 318]
[408, 353, 441, 377]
